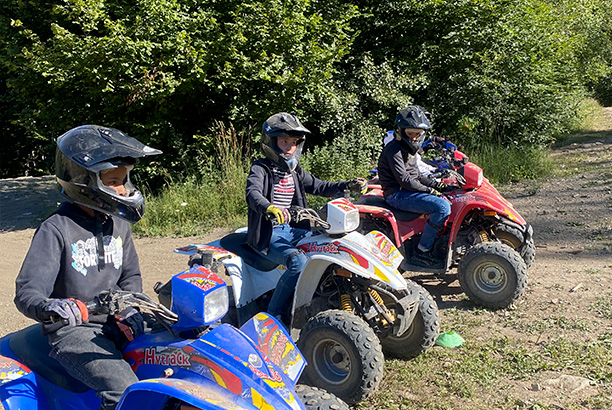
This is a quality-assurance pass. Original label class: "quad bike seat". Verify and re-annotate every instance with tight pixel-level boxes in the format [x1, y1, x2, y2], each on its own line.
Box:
[220, 233, 281, 271]
[9, 323, 90, 393]
[358, 196, 422, 222]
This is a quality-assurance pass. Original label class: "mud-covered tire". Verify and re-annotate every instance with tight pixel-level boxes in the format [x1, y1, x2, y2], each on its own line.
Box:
[458, 242, 527, 309]
[295, 385, 350, 410]
[380, 281, 440, 359]
[297, 310, 384, 405]
[494, 223, 536, 269]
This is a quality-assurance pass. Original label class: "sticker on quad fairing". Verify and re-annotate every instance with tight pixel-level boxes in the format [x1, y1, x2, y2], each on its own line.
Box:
[0, 355, 31, 384]
[177, 267, 224, 291]
[297, 242, 339, 254]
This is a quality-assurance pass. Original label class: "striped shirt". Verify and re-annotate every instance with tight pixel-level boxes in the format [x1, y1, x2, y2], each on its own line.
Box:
[271, 167, 295, 208]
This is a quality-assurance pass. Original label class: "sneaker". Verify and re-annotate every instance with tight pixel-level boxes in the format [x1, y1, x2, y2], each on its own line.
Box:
[409, 248, 445, 269]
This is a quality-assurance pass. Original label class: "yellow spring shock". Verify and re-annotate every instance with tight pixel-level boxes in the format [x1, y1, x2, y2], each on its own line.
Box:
[479, 230, 490, 242]
[340, 294, 353, 312]
[369, 289, 395, 325]
[369, 289, 384, 305]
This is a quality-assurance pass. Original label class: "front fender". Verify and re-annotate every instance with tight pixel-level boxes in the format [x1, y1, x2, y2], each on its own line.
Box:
[293, 252, 407, 313]
[449, 191, 527, 242]
[116, 378, 258, 410]
[355, 204, 403, 247]
[239, 313, 306, 387]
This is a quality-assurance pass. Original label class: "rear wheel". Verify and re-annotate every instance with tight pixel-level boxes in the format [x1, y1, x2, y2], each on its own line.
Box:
[458, 242, 527, 309]
[493, 223, 535, 269]
[380, 282, 440, 359]
[297, 310, 384, 405]
[295, 385, 350, 410]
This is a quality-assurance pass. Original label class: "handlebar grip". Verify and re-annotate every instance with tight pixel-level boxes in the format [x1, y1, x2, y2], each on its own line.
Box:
[40, 311, 68, 334]
[41, 319, 68, 335]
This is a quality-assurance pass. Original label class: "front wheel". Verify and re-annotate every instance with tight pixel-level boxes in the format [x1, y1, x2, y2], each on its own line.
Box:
[493, 223, 535, 269]
[380, 282, 440, 360]
[297, 310, 384, 405]
[294, 385, 350, 410]
[458, 242, 527, 309]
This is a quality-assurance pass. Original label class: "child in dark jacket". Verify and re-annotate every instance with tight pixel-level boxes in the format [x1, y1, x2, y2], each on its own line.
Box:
[377, 106, 451, 269]
[246, 112, 365, 323]
[14, 125, 161, 410]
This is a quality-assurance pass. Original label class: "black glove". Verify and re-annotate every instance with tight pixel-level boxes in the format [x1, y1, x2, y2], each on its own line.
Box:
[347, 178, 367, 193]
[41, 298, 88, 327]
[440, 182, 461, 192]
[114, 307, 144, 342]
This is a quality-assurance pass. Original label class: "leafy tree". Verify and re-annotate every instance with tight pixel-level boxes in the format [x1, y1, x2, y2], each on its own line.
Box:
[344, 0, 612, 148]
[0, 0, 356, 178]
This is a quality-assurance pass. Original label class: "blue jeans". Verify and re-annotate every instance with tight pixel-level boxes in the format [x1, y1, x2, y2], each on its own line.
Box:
[48, 322, 139, 410]
[260, 224, 309, 318]
[386, 190, 451, 250]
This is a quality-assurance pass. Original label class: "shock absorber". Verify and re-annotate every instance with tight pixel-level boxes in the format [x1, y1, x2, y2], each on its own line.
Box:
[369, 289, 395, 324]
[340, 294, 353, 312]
[479, 230, 490, 242]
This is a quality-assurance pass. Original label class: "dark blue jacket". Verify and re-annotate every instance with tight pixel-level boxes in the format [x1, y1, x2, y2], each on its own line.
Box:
[246, 158, 348, 254]
[15, 202, 142, 323]
[378, 139, 439, 198]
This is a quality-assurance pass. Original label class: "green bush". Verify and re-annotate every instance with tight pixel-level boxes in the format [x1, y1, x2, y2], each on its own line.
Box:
[1, 0, 610, 187]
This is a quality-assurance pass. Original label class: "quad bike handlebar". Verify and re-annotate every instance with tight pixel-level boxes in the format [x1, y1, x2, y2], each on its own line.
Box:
[267, 205, 332, 232]
[41, 290, 179, 333]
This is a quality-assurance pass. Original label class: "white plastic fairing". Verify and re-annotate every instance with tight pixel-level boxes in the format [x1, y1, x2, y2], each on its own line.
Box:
[326, 198, 360, 234]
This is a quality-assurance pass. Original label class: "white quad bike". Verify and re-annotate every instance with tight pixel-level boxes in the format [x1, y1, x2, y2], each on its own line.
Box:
[174, 197, 440, 405]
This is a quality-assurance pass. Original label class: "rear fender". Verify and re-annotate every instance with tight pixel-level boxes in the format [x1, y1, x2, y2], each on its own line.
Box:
[174, 243, 236, 261]
[449, 199, 525, 245]
[1, 337, 98, 410]
[0, 353, 40, 410]
[355, 204, 402, 246]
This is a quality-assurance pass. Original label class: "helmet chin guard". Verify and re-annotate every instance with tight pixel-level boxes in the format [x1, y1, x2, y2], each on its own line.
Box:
[55, 125, 162, 223]
[261, 112, 310, 172]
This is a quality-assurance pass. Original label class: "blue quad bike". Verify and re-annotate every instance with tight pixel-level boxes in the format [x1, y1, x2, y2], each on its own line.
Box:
[0, 266, 349, 410]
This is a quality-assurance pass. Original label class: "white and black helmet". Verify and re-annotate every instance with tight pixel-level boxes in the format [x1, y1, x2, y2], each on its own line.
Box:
[55, 125, 162, 223]
[261, 112, 310, 172]
[394, 105, 432, 155]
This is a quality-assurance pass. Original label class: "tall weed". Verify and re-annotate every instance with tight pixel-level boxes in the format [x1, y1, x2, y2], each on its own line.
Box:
[133, 123, 251, 237]
[468, 144, 554, 184]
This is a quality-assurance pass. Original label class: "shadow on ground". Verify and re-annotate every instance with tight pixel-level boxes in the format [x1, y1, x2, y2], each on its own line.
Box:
[0, 176, 62, 232]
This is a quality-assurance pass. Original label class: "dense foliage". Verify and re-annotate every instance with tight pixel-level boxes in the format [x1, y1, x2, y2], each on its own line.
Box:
[1, 0, 611, 181]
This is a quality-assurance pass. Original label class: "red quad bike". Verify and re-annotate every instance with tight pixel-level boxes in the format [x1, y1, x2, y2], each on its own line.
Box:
[355, 138, 534, 309]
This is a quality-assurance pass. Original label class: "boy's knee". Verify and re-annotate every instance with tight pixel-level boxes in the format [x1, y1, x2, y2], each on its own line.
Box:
[286, 250, 307, 271]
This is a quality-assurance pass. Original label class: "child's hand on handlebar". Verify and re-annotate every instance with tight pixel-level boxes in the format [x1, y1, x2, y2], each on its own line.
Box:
[347, 177, 368, 194]
[266, 204, 291, 225]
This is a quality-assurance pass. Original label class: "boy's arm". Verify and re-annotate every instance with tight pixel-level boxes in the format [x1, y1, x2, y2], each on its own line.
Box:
[116, 228, 143, 293]
[299, 167, 348, 197]
[246, 164, 272, 214]
[14, 223, 63, 321]
[389, 149, 431, 193]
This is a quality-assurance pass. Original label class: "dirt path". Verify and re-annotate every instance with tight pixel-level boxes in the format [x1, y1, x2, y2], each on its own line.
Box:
[1, 108, 611, 408]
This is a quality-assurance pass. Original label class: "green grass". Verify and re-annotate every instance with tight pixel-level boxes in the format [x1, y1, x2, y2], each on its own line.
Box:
[469, 144, 555, 185]
[356, 308, 612, 410]
[133, 175, 248, 237]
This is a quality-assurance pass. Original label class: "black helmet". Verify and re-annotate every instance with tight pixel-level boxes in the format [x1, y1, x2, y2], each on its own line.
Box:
[55, 125, 162, 223]
[394, 105, 432, 154]
[261, 112, 310, 172]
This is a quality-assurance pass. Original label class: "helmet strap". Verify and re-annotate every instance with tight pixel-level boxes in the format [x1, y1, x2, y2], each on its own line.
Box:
[95, 212, 106, 270]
